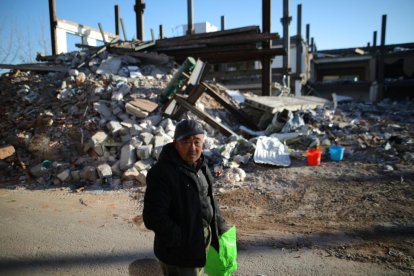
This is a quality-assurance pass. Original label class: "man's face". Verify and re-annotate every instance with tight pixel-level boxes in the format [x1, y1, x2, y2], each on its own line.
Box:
[174, 134, 205, 165]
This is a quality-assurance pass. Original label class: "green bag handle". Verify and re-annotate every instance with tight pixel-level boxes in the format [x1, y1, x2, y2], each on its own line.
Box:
[205, 226, 238, 276]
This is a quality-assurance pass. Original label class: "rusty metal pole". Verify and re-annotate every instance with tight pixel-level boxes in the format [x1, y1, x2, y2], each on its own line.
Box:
[159, 25, 164, 39]
[261, 0, 272, 96]
[281, 0, 291, 88]
[115, 5, 120, 37]
[135, 0, 145, 41]
[187, 0, 194, 35]
[48, 0, 57, 55]
[377, 14, 387, 100]
[221, 15, 225, 31]
[296, 4, 302, 83]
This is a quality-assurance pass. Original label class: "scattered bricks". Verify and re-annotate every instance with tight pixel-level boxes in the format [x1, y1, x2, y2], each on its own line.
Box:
[91, 131, 108, 146]
[116, 113, 129, 122]
[112, 90, 125, 101]
[107, 120, 123, 134]
[112, 106, 123, 115]
[125, 102, 148, 118]
[130, 124, 143, 136]
[80, 166, 98, 182]
[97, 163, 112, 178]
[0, 145, 15, 159]
[137, 169, 147, 185]
[137, 145, 153, 159]
[76, 72, 86, 86]
[121, 134, 132, 143]
[152, 134, 172, 159]
[93, 145, 105, 156]
[57, 169, 71, 182]
[128, 98, 158, 113]
[130, 137, 143, 148]
[111, 161, 122, 176]
[122, 166, 139, 180]
[69, 69, 79, 76]
[134, 158, 154, 171]
[93, 101, 112, 119]
[29, 162, 49, 177]
[71, 170, 81, 181]
[139, 132, 154, 145]
[119, 144, 137, 171]
[160, 118, 175, 133]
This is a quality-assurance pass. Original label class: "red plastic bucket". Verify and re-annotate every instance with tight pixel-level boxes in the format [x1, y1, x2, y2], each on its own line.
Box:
[306, 149, 322, 166]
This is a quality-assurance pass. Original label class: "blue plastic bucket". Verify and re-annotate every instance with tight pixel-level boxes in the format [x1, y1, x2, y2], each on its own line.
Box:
[329, 146, 345, 161]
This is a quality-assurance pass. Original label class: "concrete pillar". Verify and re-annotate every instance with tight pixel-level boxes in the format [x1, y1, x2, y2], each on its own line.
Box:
[261, 0, 272, 96]
[281, 0, 292, 88]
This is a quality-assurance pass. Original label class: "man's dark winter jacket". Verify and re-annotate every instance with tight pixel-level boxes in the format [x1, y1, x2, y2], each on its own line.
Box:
[143, 142, 228, 267]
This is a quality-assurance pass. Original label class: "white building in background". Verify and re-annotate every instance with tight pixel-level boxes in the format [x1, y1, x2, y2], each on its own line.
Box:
[181, 22, 219, 35]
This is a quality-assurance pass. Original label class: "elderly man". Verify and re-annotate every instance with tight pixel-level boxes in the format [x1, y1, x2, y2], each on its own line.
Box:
[143, 119, 228, 276]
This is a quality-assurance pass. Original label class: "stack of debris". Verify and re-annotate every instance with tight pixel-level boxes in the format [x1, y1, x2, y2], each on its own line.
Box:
[0, 44, 413, 191]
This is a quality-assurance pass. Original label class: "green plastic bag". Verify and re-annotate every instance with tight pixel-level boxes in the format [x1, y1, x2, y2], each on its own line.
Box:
[205, 226, 237, 276]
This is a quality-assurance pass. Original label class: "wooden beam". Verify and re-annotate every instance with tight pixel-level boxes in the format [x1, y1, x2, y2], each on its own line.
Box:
[173, 94, 237, 137]
[201, 82, 259, 130]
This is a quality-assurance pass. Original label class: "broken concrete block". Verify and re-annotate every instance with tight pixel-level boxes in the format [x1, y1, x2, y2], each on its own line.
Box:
[147, 115, 163, 127]
[122, 166, 139, 180]
[119, 144, 137, 171]
[111, 161, 121, 176]
[137, 145, 153, 160]
[112, 106, 123, 115]
[80, 166, 97, 182]
[68, 69, 79, 76]
[121, 134, 132, 143]
[96, 56, 122, 75]
[0, 145, 15, 159]
[71, 170, 81, 181]
[130, 124, 143, 136]
[137, 170, 147, 185]
[139, 132, 154, 145]
[117, 113, 131, 122]
[29, 164, 46, 177]
[107, 120, 123, 134]
[129, 136, 141, 147]
[94, 101, 112, 119]
[125, 102, 148, 118]
[128, 98, 158, 113]
[91, 131, 108, 146]
[152, 133, 172, 159]
[57, 169, 71, 182]
[76, 72, 86, 86]
[93, 145, 105, 156]
[134, 158, 154, 171]
[97, 163, 112, 178]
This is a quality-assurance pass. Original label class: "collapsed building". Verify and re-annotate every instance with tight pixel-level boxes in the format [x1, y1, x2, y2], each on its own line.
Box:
[0, 0, 413, 190]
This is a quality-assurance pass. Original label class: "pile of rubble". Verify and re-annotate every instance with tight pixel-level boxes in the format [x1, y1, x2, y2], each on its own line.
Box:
[0, 47, 413, 190]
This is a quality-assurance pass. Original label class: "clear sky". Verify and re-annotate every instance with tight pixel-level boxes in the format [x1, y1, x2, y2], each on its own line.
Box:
[1, 0, 414, 63]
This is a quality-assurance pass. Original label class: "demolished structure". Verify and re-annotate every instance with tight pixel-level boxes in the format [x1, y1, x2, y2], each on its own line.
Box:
[0, 0, 413, 191]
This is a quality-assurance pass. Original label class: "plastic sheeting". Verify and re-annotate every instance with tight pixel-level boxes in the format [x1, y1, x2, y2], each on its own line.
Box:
[253, 136, 291, 167]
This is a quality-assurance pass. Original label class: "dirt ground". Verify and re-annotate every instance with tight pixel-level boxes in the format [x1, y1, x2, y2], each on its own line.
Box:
[215, 159, 414, 273]
[1, 157, 413, 275]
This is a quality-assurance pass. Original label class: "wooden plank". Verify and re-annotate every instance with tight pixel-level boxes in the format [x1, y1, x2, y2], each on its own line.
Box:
[201, 82, 259, 130]
[173, 94, 236, 137]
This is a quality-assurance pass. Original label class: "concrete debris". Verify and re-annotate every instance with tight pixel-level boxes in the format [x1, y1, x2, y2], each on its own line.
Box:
[0, 45, 413, 191]
[0, 145, 15, 160]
